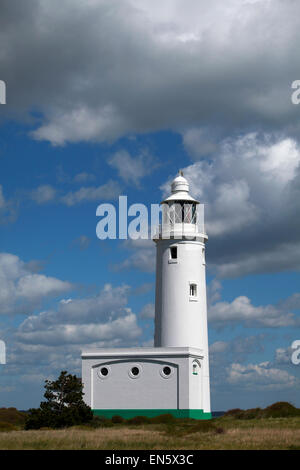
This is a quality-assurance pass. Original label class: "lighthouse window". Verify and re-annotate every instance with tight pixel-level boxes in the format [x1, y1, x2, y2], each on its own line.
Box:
[190, 283, 197, 297]
[131, 367, 139, 376]
[100, 367, 109, 376]
[183, 203, 197, 224]
[170, 247, 177, 259]
[98, 365, 111, 379]
[128, 364, 142, 378]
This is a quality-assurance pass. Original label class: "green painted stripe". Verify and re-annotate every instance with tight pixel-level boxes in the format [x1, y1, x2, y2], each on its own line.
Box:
[93, 409, 212, 420]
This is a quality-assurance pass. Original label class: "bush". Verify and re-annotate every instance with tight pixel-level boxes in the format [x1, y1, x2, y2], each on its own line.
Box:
[223, 402, 300, 420]
[111, 415, 124, 424]
[186, 420, 216, 434]
[126, 415, 151, 425]
[0, 421, 19, 432]
[262, 402, 300, 418]
[0, 408, 27, 427]
[242, 408, 262, 420]
[80, 416, 114, 428]
[25, 371, 93, 430]
[224, 408, 244, 418]
[150, 413, 176, 424]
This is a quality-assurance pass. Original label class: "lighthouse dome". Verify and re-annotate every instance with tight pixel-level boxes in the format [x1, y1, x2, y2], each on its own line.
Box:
[171, 173, 189, 193]
[161, 171, 200, 204]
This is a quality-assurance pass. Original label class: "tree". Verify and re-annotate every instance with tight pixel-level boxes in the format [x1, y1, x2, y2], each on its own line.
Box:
[25, 371, 93, 429]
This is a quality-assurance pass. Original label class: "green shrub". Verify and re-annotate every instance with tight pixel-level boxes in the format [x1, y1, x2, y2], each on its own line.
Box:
[186, 420, 216, 434]
[224, 402, 300, 420]
[25, 371, 93, 430]
[0, 408, 27, 426]
[242, 408, 262, 419]
[111, 415, 124, 424]
[150, 414, 175, 424]
[262, 402, 300, 418]
[126, 415, 151, 425]
[0, 421, 19, 432]
[224, 408, 244, 418]
[88, 416, 114, 428]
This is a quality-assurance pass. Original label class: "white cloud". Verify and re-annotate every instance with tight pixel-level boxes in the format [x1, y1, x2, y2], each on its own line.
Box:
[140, 303, 155, 319]
[113, 239, 155, 273]
[108, 149, 157, 187]
[30, 185, 56, 204]
[73, 172, 95, 183]
[227, 362, 298, 390]
[18, 284, 131, 330]
[274, 347, 294, 365]
[0, 253, 72, 316]
[0, 185, 17, 224]
[16, 311, 141, 346]
[2, 1, 300, 144]
[168, 132, 300, 278]
[14, 284, 142, 352]
[183, 128, 219, 159]
[60, 180, 121, 206]
[209, 294, 300, 329]
[32, 105, 129, 145]
[74, 235, 91, 250]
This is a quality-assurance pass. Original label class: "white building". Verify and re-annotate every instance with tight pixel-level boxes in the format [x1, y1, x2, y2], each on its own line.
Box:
[81, 172, 211, 419]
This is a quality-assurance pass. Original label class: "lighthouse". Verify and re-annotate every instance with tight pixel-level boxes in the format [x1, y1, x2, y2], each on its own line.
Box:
[154, 171, 211, 416]
[81, 172, 211, 419]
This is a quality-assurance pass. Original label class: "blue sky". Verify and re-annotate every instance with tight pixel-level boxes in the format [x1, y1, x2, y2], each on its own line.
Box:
[0, 0, 300, 411]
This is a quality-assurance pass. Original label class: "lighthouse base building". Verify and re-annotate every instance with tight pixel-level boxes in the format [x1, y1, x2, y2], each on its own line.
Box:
[82, 172, 211, 419]
[82, 347, 210, 419]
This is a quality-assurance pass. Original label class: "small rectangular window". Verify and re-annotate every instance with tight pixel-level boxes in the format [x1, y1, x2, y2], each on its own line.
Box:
[190, 283, 197, 297]
[170, 247, 177, 259]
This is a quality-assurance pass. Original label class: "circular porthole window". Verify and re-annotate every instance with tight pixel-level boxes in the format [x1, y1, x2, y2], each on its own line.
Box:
[128, 364, 142, 379]
[98, 366, 111, 379]
[160, 365, 174, 379]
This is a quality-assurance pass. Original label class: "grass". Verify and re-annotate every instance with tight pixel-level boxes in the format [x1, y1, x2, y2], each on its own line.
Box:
[1, 403, 300, 449]
[0, 416, 300, 449]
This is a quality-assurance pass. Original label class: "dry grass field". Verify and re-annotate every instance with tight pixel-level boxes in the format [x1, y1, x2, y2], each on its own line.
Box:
[0, 416, 300, 450]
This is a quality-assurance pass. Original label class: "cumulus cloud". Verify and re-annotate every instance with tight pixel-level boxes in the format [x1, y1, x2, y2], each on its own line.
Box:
[29, 180, 121, 206]
[210, 335, 265, 362]
[0, 252, 72, 316]
[74, 235, 91, 251]
[139, 303, 155, 319]
[2, 0, 300, 144]
[73, 172, 95, 184]
[113, 239, 155, 273]
[166, 132, 300, 278]
[16, 311, 141, 346]
[108, 149, 157, 187]
[30, 184, 57, 204]
[274, 347, 294, 365]
[227, 362, 298, 391]
[0, 185, 17, 224]
[209, 294, 300, 329]
[12, 283, 142, 357]
[60, 180, 121, 206]
[2, 282, 143, 395]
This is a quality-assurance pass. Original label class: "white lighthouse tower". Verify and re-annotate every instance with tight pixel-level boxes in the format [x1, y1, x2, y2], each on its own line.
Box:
[81, 172, 211, 419]
[154, 171, 211, 416]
